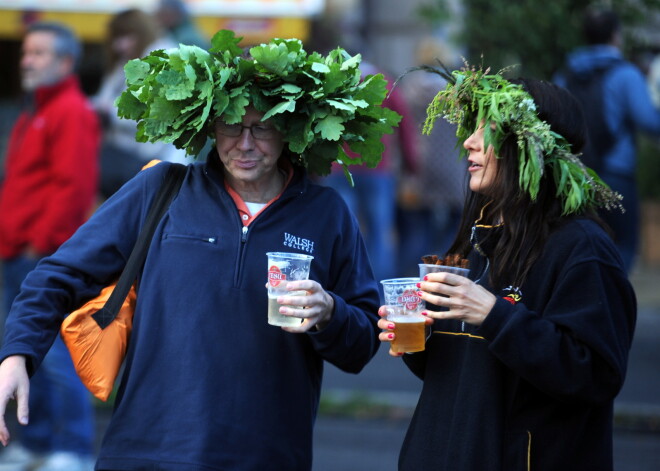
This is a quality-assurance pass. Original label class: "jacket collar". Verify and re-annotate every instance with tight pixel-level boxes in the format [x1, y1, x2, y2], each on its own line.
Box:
[470, 203, 503, 258]
[204, 148, 308, 196]
[33, 75, 79, 109]
[566, 45, 623, 75]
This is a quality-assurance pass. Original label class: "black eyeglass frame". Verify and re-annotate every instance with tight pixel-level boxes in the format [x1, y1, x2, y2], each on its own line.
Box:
[214, 121, 280, 140]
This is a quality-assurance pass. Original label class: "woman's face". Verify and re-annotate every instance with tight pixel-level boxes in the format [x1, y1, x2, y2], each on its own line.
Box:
[111, 34, 138, 61]
[214, 107, 285, 190]
[463, 124, 499, 196]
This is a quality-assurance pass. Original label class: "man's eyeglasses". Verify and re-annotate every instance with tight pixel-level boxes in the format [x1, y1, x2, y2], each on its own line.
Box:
[214, 121, 280, 140]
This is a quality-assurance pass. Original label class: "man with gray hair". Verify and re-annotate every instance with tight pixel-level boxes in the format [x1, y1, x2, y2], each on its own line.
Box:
[0, 22, 98, 471]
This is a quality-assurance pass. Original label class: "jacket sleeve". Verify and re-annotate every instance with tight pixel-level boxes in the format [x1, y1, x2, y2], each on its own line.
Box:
[30, 100, 100, 254]
[401, 350, 428, 380]
[610, 64, 660, 135]
[0, 164, 172, 374]
[306, 200, 381, 374]
[476, 254, 636, 405]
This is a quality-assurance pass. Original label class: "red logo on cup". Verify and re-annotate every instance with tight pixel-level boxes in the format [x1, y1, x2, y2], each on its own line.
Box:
[398, 289, 420, 310]
[268, 265, 287, 287]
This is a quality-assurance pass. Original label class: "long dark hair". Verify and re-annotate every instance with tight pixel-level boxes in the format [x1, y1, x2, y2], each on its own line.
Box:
[105, 9, 162, 71]
[447, 79, 598, 289]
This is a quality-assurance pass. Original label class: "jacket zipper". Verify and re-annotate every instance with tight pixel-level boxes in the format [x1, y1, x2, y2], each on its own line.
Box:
[526, 430, 532, 471]
[164, 234, 217, 244]
[233, 188, 299, 286]
[234, 224, 249, 286]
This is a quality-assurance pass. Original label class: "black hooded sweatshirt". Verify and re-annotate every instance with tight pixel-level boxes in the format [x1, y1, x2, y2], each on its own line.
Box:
[400, 218, 636, 471]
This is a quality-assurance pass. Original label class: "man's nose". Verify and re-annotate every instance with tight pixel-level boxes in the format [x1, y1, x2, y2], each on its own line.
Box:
[236, 127, 255, 149]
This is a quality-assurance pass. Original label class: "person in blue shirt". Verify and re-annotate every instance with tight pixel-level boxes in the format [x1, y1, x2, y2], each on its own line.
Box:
[554, 6, 660, 273]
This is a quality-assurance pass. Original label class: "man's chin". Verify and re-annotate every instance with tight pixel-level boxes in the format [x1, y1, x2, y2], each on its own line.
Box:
[21, 74, 62, 92]
[20, 80, 36, 92]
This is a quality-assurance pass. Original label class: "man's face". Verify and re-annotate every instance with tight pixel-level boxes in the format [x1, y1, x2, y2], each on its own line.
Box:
[214, 107, 285, 191]
[20, 31, 72, 91]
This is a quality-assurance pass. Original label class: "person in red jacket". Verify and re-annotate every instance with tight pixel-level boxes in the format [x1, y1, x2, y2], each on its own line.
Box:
[0, 22, 99, 471]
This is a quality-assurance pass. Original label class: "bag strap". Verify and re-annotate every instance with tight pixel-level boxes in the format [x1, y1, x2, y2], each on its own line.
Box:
[92, 163, 187, 329]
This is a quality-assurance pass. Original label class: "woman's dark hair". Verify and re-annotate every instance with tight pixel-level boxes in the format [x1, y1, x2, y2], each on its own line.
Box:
[447, 79, 596, 289]
[105, 9, 162, 70]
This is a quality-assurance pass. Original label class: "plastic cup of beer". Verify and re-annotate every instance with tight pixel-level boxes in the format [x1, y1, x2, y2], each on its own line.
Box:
[380, 277, 426, 353]
[266, 252, 314, 327]
[418, 264, 470, 312]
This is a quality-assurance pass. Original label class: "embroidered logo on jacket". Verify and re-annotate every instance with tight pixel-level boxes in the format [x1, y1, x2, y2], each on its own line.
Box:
[502, 285, 523, 305]
[283, 232, 315, 254]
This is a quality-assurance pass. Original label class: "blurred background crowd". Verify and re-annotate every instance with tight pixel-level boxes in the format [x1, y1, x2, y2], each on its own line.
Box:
[2, 0, 660, 279]
[0, 0, 659, 469]
[2, 0, 660, 277]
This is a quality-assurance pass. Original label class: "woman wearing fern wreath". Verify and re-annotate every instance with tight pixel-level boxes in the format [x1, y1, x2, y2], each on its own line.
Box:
[0, 30, 401, 470]
[378, 68, 636, 470]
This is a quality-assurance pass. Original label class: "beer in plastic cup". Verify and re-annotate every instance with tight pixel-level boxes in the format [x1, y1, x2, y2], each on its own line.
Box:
[380, 277, 426, 353]
[266, 252, 314, 327]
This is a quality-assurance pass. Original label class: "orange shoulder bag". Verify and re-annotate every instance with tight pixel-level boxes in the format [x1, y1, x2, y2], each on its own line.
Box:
[61, 164, 186, 401]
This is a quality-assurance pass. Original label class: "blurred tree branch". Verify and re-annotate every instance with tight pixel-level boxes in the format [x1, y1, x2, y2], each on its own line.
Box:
[417, 0, 660, 79]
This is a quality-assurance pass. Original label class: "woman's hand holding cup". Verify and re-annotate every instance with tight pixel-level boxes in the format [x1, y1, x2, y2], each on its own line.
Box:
[377, 305, 433, 357]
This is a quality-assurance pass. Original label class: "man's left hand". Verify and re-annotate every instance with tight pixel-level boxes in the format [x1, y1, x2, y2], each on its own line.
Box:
[276, 280, 334, 333]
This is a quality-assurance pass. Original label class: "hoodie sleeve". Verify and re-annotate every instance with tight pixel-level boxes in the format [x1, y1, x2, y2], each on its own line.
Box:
[608, 63, 660, 135]
[306, 194, 381, 374]
[476, 226, 636, 405]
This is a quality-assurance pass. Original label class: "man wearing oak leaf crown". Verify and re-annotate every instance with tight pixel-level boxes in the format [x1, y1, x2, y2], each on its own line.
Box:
[0, 30, 401, 470]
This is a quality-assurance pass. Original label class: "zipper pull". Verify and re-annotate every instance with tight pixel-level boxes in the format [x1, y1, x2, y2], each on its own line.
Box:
[241, 226, 248, 242]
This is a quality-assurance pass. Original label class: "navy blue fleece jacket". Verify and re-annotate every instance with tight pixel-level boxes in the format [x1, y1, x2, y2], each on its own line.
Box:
[1, 159, 381, 470]
[399, 218, 636, 471]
